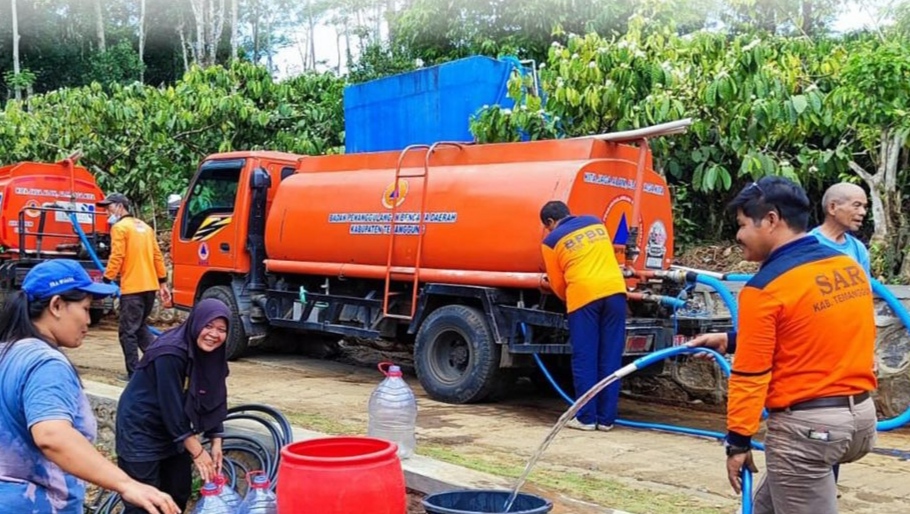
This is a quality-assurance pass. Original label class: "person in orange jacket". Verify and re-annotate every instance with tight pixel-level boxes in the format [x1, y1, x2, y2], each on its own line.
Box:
[98, 193, 171, 380]
[690, 177, 876, 513]
[539, 201, 627, 432]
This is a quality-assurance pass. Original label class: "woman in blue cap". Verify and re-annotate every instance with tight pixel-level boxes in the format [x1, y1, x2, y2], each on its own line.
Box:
[116, 298, 232, 514]
[0, 259, 179, 514]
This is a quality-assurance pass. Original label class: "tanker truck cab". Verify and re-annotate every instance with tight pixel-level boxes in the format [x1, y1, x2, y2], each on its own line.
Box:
[171, 121, 732, 405]
[170, 152, 298, 358]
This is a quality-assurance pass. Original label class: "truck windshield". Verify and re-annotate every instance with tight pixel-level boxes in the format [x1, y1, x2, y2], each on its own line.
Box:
[181, 159, 244, 240]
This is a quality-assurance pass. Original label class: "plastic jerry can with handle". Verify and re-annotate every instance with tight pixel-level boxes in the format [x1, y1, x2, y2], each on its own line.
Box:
[367, 362, 418, 459]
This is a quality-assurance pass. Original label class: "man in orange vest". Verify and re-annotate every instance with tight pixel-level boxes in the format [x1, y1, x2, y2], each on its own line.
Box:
[539, 201, 627, 431]
[690, 177, 876, 513]
[98, 193, 171, 379]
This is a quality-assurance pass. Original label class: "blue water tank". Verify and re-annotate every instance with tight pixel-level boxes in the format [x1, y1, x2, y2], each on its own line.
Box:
[343, 56, 520, 153]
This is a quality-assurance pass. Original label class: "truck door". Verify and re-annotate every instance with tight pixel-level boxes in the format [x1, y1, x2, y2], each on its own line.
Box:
[172, 158, 246, 307]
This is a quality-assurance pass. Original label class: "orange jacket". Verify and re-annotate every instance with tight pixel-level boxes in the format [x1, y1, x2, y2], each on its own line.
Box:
[726, 236, 877, 447]
[540, 215, 626, 312]
[104, 216, 167, 295]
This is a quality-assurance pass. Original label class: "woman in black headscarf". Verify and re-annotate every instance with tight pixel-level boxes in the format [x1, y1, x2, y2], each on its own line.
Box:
[114, 298, 231, 514]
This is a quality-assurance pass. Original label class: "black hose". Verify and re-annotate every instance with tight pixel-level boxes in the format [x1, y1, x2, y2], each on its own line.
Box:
[90, 403, 292, 513]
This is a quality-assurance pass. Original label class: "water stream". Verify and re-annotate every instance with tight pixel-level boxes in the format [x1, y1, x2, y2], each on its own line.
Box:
[500, 371, 623, 512]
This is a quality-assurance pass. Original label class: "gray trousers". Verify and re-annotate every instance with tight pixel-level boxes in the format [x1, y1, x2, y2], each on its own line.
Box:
[119, 291, 157, 377]
[753, 396, 877, 514]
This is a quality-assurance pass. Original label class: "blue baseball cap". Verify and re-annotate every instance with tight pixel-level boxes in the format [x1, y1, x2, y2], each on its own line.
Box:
[22, 260, 120, 301]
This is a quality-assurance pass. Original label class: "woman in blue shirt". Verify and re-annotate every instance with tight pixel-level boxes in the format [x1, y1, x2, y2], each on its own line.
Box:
[0, 259, 178, 514]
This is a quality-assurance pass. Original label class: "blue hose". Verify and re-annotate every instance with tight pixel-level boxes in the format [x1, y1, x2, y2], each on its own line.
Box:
[723, 273, 754, 283]
[741, 468, 753, 504]
[869, 278, 910, 432]
[532, 345, 756, 513]
[68, 213, 108, 275]
[694, 274, 738, 326]
[69, 213, 163, 337]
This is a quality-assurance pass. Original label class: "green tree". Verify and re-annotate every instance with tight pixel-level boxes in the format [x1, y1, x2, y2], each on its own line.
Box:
[467, 20, 901, 262]
[0, 62, 344, 223]
[827, 37, 910, 277]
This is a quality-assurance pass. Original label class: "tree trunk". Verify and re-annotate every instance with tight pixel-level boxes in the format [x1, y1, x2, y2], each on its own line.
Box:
[800, 0, 813, 36]
[11, 0, 21, 102]
[94, 0, 106, 52]
[139, 0, 146, 82]
[343, 16, 352, 70]
[336, 28, 343, 74]
[207, 0, 226, 66]
[189, 0, 206, 66]
[308, 6, 316, 70]
[849, 129, 908, 279]
[295, 30, 308, 71]
[252, 0, 260, 62]
[374, 0, 382, 43]
[849, 164, 888, 246]
[386, 0, 398, 41]
[178, 15, 191, 72]
[230, 0, 238, 60]
[265, 12, 273, 71]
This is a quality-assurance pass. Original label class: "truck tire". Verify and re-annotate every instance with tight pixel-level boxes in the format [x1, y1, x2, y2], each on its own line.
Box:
[415, 305, 501, 404]
[200, 285, 248, 361]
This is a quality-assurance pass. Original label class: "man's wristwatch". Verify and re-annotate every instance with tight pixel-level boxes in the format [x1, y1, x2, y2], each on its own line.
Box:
[724, 441, 751, 457]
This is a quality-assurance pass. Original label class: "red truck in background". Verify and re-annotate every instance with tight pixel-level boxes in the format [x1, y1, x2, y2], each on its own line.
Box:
[168, 120, 732, 404]
[0, 154, 113, 324]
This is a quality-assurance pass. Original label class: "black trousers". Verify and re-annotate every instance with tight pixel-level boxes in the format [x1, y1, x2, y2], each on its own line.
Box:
[119, 291, 157, 377]
[118, 452, 193, 513]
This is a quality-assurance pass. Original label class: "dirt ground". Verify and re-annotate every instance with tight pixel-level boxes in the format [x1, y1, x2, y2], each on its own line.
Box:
[70, 321, 910, 514]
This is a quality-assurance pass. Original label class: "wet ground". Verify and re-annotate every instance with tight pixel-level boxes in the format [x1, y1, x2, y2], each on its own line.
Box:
[71, 321, 910, 514]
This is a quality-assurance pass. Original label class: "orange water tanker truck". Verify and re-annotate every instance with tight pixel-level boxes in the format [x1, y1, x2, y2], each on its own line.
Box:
[168, 119, 731, 404]
[0, 153, 113, 324]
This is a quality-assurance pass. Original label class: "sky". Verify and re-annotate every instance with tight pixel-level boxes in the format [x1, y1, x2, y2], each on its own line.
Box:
[269, 1, 889, 80]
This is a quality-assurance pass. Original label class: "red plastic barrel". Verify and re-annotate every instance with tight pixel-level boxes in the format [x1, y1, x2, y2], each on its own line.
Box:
[278, 436, 406, 514]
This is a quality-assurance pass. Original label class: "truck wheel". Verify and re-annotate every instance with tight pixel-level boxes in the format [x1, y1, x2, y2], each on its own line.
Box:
[415, 305, 501, 404]
[200, 285, 248, 361]
[89, 308, 104, 326]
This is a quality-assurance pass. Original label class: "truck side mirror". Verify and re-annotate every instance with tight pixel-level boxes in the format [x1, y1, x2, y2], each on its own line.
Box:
[167, 194, 183, 219]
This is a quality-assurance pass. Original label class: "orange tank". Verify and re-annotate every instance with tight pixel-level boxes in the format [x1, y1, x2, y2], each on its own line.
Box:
[0, 159, 108, 256]
[264, 138, 673, 290]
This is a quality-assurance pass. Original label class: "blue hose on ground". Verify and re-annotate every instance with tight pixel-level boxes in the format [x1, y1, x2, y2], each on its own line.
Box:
[532, 345, 756, 514]
[69, 213, 163, 337]
[721, 271, 910, 432]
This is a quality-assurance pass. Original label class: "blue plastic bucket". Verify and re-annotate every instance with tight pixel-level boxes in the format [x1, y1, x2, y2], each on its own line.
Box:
[422, 490, 552, 514]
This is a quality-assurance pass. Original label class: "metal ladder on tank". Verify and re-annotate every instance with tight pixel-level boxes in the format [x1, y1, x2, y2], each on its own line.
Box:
[382, 142, 466, 320]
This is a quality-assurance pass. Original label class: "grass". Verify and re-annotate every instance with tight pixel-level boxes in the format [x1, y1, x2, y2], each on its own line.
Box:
[260, 407, 732, 514]
[282, 410, 364, 436]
